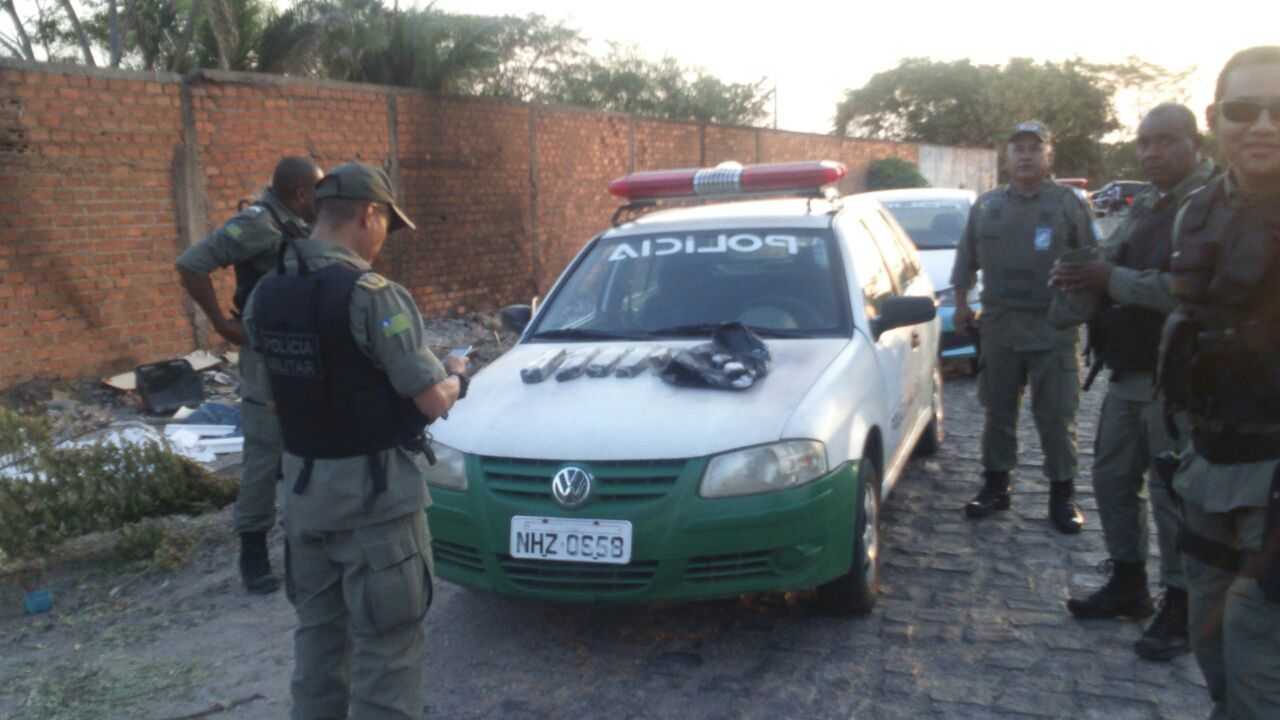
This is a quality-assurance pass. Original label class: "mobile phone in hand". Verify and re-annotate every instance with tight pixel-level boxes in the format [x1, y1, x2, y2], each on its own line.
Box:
[448, 346, 472, 358]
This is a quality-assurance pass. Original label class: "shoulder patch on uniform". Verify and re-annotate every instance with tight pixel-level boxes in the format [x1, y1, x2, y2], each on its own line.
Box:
[381, 312, 412, 338]
[356, 272, 389, 291]
[224, 222, 244, 239]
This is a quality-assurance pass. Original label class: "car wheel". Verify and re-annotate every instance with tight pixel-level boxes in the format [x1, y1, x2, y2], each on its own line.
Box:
[914, 368, 943, 457]
[816, 458, 880, 615]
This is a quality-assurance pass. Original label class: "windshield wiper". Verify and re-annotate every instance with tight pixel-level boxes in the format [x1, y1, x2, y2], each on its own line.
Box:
[647, 323, 723, 337]
[746, 326, 808, 338]
[528, 328, 648, 340]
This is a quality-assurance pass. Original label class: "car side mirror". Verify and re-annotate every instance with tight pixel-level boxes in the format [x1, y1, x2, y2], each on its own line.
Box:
[871, 296, 936, 341]
[500, 304, 533, 333]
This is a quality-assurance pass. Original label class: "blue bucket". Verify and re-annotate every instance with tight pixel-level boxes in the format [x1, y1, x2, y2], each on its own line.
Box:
[23, 588, 53, 615]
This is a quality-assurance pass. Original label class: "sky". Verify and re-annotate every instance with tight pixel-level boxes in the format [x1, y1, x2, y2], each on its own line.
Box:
[436, 0, 1274, 137]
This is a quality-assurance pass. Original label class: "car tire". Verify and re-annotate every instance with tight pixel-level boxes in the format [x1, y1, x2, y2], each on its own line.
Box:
[914, 369, 943, 457]
[816, 458, 880, 615]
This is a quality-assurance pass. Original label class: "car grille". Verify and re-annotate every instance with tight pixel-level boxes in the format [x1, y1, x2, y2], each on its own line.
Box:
[479, 457, 685, 504]
[685, 551, 775, 584]
[433, 540, 485, 573]
[497, 556, 659, 592]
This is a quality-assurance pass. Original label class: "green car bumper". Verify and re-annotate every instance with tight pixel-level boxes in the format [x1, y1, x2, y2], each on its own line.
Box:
[427, 455, 863, 605]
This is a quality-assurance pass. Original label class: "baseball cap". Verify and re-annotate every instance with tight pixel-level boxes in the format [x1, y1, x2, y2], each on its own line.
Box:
[315, 162, 416, 232]
[1009, 120, 1052, 144]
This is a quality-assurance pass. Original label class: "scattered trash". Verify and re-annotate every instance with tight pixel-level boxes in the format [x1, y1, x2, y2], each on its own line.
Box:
[104, 350, 222, 391]
[135, 360, 205, 415]
[23, 588, 53, 615]
[181, 403, 242, 433]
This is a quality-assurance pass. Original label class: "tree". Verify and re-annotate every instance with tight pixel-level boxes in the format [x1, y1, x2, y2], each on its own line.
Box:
[2, 0, 37, 60]
[834, 57, 1191, 182]
[543, 43, 771, 126]
[866, 158, 929, 190]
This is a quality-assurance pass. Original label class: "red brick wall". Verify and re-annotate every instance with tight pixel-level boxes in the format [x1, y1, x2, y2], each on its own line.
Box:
[0, 61, 943, 387]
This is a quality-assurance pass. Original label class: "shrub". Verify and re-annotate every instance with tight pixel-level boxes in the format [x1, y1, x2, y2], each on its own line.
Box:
[867, 158, 930, 190]
[0, 407, 235, 561]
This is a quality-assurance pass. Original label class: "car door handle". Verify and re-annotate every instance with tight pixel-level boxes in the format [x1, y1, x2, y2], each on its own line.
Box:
[911, 331, 921, 349]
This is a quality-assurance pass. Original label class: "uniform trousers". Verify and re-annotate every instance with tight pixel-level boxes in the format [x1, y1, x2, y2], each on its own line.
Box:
[286, 510, 433, 720]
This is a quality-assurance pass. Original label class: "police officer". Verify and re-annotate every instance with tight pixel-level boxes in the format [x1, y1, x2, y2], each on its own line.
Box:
[952, 121, 1098, 533]
[176, 156, 324, 594]
[244, 162, 467, 720]
[1053, 104, 1217, 662]
[1157, 46, 1280, 718]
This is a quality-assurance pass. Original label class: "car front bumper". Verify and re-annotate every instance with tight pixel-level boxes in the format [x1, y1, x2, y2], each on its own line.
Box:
[427, 456, 863, 605]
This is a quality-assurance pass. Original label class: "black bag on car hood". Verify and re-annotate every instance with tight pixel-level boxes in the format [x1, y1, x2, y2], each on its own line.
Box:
[658, 323, 771, 390]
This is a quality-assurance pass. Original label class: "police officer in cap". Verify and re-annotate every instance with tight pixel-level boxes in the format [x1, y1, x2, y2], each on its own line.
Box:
[1157, 46, 1280, 718]
[1052, 104, 1217, 661]
[177, 156, 324, 594]
[952, 121, 1098, 533]
[244, 162, 468, 719]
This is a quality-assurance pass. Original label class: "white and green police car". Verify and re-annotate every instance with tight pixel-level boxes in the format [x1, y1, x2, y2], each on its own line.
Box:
[425, 161, 942, 614]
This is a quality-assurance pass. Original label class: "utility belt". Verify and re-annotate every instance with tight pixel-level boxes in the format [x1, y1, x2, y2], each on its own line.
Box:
[291, 433, 437, 503]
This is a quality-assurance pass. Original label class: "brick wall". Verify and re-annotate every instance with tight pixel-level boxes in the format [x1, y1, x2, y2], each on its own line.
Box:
[0, 60, 972, 387]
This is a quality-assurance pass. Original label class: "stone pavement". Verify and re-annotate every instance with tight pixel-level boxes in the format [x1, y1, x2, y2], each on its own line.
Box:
[411, 370, 1212, 719]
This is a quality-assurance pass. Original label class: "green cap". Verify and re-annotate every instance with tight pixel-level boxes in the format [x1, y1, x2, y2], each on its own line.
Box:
[1009, 120, 1051, 144]
[315, 162, 416, 232]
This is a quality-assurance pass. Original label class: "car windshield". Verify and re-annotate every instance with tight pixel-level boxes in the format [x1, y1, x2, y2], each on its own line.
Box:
[531, 227, 850, 339]
[878, 199, 970, 250]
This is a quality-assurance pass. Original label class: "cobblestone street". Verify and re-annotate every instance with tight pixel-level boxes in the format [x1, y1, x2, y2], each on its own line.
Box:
[0, 368, 1213, 720]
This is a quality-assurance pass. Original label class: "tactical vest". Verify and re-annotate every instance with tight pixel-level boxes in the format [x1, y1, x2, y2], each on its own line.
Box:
[1089, 196, 1175, 377]
[251, 252, 430, 468]
[231, 202, 309, 313]
[1158, 175, 1280, 459]
[975, 183, 1080, 310]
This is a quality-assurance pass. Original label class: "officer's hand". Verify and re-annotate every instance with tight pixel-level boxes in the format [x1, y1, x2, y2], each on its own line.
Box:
[443, 354, 469, 375]
[216, 318, 249, 347]
[1051, 260, 1111, 294]
[953, 302, 975, 334]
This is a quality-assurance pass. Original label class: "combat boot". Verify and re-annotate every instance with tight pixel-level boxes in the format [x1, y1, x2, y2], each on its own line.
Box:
[965, 471, 1011, 518]
[239, 531, 280, 595]
[1134, 586, 1190, 661]
[1048, 480, 1084, 534]
[1067, 560, 1154, 619]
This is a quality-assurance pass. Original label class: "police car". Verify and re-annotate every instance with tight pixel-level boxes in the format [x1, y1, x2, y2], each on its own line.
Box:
[425, 161, 942, 614]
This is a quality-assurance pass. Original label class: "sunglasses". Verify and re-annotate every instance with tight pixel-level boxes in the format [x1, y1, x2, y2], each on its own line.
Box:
[1218, 98, 1280, 124]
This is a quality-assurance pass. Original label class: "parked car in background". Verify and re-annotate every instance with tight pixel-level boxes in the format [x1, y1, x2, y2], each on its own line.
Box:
[863, 188, 979, 369]
[1090, 180, 1145, 216]
[426, 161, 942, 615]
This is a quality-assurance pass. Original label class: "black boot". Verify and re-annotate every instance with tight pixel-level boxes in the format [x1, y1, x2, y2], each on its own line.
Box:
[965, 471, 1011, 518]
[1134, 586, 1190, 661]
[1048, 481, 1084, 534]
[239, 531, 280, 595]
[1067, 560, 1154, 619]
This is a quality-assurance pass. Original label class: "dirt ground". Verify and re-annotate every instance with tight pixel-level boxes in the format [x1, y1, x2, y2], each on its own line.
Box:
[0, 310, 521, 720]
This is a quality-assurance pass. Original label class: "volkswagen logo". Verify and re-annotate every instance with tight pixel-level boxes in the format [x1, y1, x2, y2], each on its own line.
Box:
[551, 466, 592, 509]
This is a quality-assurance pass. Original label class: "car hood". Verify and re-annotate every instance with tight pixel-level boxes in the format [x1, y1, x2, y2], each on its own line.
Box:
[432, 338, 850, 461]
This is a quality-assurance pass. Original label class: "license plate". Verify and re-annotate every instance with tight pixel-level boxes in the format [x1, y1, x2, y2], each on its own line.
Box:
[509, 516, 632, 565]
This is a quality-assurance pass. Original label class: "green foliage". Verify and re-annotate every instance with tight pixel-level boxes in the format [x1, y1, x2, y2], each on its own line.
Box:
[13, 657, 203, 719]
[866, 158, 929, 190]
[834, 56, 1192, 182]
[542, 43, 770, 125]
[112, 522, 195, 571]
[0, 407, 235, 561]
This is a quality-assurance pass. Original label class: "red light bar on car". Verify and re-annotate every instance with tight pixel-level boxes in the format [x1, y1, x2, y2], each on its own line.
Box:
[608, 161, 847, 201]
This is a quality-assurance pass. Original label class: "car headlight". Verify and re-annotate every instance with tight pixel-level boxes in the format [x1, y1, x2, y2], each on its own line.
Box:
[699, 440, 827, 498]
[424, 442, 468, 490]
